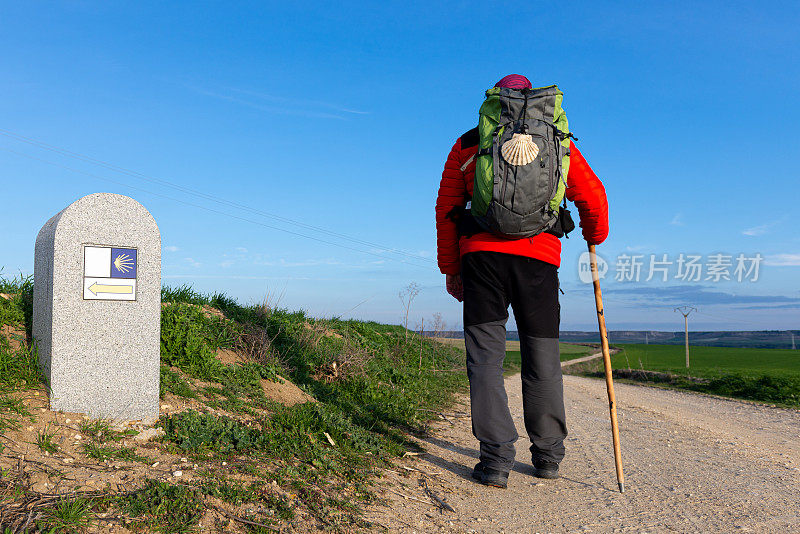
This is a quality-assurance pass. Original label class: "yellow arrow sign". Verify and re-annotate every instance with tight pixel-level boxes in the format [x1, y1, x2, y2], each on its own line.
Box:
[89, 283, 134, 295]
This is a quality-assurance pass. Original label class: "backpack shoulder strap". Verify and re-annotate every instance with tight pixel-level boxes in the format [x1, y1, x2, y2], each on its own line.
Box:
[459, 127, 479, 149]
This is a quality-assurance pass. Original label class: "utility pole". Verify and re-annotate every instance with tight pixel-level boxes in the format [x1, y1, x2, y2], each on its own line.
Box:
[674, 306, 697, 368]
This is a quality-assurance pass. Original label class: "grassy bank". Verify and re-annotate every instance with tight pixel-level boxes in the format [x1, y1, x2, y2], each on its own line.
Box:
[567, 343, 800, 408]
[0, 278, 468, 532]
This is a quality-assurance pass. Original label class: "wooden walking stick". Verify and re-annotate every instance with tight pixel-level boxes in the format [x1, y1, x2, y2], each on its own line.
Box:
[587, 243, 625, 493]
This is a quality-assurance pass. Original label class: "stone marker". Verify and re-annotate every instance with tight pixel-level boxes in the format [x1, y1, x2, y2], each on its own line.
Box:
[33, 193, 161, 423]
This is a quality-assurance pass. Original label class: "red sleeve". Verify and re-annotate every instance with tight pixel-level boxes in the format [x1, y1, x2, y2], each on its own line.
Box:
[565, 141, 609, 245]
[435, 138, 469, 275]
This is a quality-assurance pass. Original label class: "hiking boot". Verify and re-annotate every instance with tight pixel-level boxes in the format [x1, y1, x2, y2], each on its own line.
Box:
[470, 461, 485, 481]
[471, 462, 509, 488]
[533, 459, 560, 479]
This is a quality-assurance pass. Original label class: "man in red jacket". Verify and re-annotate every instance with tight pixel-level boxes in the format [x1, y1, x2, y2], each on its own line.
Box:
[436, 74, 609, 488]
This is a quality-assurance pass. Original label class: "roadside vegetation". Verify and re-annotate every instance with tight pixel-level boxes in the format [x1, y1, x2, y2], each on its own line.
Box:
[0, 275, 37, 435]
[0, 277, 468, 532]
[566, 343, 800, 408]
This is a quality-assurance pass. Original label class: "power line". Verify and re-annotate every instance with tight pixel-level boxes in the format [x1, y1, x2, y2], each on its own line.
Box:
[0, 127, 437, 266]
[0, 146, 433, 270]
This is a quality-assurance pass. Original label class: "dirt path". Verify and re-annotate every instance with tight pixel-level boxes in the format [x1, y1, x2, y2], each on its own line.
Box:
[559, 349, 611, 368]
[366, 373, 800, 533]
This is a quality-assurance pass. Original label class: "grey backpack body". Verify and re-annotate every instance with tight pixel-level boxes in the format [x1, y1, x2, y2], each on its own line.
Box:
[471, 85, 572, 239]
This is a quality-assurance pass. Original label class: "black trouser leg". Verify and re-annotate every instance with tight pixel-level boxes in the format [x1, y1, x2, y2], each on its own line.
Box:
[509, 256, 567, 464]
[462, 252, 516, 472]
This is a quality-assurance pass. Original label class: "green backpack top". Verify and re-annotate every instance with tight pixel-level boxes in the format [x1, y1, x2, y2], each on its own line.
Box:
[471, 85, 575, 238]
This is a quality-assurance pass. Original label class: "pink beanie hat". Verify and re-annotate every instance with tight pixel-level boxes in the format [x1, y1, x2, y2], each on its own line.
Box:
[495, 74, 532, 89]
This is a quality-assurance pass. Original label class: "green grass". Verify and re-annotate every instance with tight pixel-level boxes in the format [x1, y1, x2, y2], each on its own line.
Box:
[588, 344, 800, 407]
[36, 425, 59, 454]
[158, 285, 467, 526]
[0, 274, 34, 335]
[121, 480, 204, 533]
[198, 477, 295, 520]
[0, 275, 41, 432]
[79, 419, 139, 441]
[38, 496, 94, 533]
[77, 419, 150, 463]
[82, 442, 151, 463]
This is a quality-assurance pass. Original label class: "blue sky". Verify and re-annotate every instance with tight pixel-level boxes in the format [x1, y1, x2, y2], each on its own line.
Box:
[1, 1, 799, 331]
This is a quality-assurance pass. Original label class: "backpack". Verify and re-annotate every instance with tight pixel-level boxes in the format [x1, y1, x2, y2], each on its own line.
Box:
[470, 85, 575, 238]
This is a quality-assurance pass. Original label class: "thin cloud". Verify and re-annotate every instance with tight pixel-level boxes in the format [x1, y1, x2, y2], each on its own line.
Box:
[339, 108, 370, 115]
[739, 302, 800, 310]
[253, 258, 344, 268]
[605, 284, 800, 308]
[670, 213, 684, 226]
[764, 253, 800, 266]
[743, 224, 771, 236]
[743, 219, 781, 236]
[187, 85, 347, 120]
[184, 257, 202, 268]
[226, 86, 370, 115]
[162, 274, 380, 281]
[164, 245, 179, 252]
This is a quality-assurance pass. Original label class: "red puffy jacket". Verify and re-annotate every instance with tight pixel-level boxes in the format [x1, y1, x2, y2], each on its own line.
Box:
[435, 128, 609, 275]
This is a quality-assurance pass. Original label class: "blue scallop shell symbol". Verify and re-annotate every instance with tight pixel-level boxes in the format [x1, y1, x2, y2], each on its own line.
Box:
[110, 248, 137, 279]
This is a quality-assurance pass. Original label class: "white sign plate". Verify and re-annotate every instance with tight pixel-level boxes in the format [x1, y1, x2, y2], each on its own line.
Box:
[82, 245, 138, 301]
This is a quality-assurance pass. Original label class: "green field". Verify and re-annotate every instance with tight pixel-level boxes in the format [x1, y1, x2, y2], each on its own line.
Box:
[434, 337, 597, 375]
[596, 344, 800, 407]
[612, 344, 800, 377]
[504, 343, 596, 374]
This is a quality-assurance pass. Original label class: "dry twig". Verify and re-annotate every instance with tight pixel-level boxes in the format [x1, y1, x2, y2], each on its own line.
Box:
[209, 503, 281, 532]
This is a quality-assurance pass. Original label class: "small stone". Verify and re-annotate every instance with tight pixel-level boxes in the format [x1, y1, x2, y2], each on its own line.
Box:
[181, 457, 188, 463]
[133, 427, 165, 442]
[173, 470, 183, 477]
[151, 462, 160, 467]
[65, 418, 71, 424]
[27, 426, 34, 432]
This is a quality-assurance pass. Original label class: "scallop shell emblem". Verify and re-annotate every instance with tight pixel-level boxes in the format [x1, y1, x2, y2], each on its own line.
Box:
[501, 133, 539, 166]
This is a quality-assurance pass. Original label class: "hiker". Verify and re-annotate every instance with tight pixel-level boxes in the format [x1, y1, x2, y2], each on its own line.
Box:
[435, 74, 609, 488]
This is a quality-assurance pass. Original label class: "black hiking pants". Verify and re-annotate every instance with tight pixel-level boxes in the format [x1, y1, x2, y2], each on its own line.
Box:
[462, 251, 567, 472]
